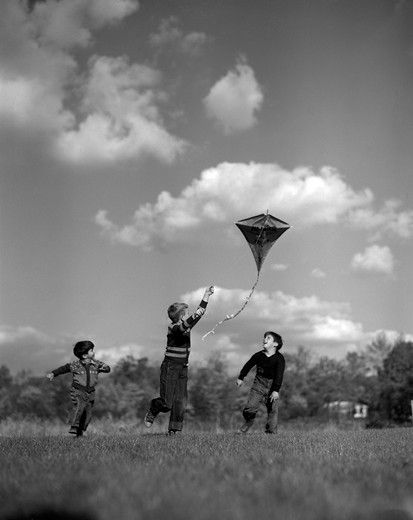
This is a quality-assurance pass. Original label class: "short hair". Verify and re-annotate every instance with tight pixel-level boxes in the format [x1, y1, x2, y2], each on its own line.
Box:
[264, 331, 283, 350]
[167, 302, 188, 323]
[73, 340, 94, 359]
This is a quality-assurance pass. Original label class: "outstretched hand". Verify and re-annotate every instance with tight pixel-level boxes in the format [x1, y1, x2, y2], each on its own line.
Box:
[46, 373, 54, 381]
[269, 391, 279, 402]
[204, 285, 215, 298]
[236, 379, 243, 387]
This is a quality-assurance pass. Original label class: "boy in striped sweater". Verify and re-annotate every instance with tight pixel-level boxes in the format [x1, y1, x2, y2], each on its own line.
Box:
[144, 285, 214, 434]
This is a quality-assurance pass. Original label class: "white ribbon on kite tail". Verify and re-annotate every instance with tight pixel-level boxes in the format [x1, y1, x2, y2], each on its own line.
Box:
[202, 271, 261, 340]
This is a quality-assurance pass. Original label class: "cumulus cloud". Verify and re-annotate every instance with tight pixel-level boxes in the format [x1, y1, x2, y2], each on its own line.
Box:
[0, 325, 71, 374]
[149, 16, 209, 55]
[348, 199, 413, 239]
[311, 268, 326, 279]
[203, 58, 263, 134]
[271, 263, 288, 272]
[28, 0, 138, 49]
[182, 286, 365, 359]
[96, 342, 155, 365]
[351, 244, 395, 275]
[0, 0, 185, 165]
[0, 324, 151, 374]
[57, 55, 186, 163]
[96, 161, 413, 249]
[95, 162, 373, 247]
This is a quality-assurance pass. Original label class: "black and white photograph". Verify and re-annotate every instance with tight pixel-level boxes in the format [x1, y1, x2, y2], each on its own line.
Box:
[1, 1, 412, 519]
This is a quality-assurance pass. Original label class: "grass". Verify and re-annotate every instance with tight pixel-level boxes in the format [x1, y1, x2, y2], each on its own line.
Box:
[0, 423, 412, 520]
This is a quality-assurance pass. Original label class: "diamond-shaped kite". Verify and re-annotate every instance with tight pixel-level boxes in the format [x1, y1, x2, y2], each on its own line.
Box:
[203, 211, 290, 339]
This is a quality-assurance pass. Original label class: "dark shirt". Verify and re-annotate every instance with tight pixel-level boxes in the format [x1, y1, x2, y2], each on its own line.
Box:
[165, 299, 208, 363]
[238, 350, 285, 393]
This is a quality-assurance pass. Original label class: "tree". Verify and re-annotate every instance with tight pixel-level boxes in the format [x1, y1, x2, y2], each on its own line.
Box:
[0, 365, 12, 389]
[111, 356, 159, 418]
[378, 339, 413, 423]
[364, 332, 396, 375]
[281, 347, 312, 419]
[190, 354, 238, 428]
[305, 357, 347, 415]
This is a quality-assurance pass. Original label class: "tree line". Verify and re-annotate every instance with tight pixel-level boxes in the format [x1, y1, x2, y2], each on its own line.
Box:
[0, 334, 412, 427]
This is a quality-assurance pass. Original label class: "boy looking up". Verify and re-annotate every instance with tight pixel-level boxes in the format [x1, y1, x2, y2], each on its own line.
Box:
[237, 331, 285, 434]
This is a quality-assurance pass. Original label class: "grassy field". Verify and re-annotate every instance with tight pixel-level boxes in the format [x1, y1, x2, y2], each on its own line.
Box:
[0, 423, 412, 520]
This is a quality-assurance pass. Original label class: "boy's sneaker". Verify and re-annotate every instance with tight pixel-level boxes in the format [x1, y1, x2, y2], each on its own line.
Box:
[238, 422, 252, 433]
[167, 429, 180, 436]
[69, 426, 78, 435]
[144, 410, 155, 428]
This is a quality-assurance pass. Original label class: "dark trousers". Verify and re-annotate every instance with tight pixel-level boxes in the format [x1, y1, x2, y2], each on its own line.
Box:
[150, 358, 188, 431]
[242, 375, 279, 433]
[69, 387, 95, 431]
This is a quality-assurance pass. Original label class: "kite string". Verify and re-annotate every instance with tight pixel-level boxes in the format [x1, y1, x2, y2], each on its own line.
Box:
[202, 217, 269, 341]
[202, 270, 261, 340]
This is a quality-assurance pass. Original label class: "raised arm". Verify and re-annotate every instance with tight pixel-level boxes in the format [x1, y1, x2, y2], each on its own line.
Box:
[182, 286, 214, 329]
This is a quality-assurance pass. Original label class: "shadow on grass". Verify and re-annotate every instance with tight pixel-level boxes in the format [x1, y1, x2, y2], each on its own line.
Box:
[4, 507, 96, 520]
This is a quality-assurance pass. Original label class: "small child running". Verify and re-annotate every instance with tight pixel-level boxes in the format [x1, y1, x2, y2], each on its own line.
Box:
[236, 331, 285, 434]
[144, 285, 214, 434]
[46, 340, 110, 437]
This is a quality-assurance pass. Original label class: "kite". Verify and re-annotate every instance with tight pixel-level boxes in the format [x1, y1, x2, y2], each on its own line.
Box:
[202, 211, 290, 340]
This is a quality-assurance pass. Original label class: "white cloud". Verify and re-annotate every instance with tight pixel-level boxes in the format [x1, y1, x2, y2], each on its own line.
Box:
[96, 161, 413, 249]
[2, 321, 410, 375]
[97, 342, 154, 365]
[271, 263, 288, 271]
[29, 0, 138, 49]
[0, 0, 185, 165]
[348, 199, 413, 239]
[149, 16, 209, 55]
[181, 286, 366, 358]
[311, 268, 326, 279]
[95, 162, 373, 247]
[0, 324, 151, 374]
[203, 58, 263, 134]
[0, 325, 71, 374]
[57, 55, 186, 163]
[351, 244, 394, 275]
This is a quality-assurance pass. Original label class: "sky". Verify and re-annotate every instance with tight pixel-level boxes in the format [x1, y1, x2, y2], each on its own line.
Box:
[1, 0, 413, 375]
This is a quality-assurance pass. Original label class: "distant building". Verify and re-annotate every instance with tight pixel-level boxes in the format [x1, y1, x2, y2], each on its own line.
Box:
[324, 401, 369, 420]
[353, 403, 368, 419]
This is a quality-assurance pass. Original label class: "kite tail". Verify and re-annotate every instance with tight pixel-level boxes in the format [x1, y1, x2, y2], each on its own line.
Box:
[202, 271, 261, 340]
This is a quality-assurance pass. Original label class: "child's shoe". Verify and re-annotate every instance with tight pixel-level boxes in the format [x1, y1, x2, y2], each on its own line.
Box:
[144, 410, 155, 428]
[69, 426, 78, 435]
[238, 422, 252, 433]
[167, 429, 180, 436]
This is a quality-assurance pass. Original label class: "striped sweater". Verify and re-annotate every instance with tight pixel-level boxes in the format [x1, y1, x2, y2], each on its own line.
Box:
[165, 299, 208, 363]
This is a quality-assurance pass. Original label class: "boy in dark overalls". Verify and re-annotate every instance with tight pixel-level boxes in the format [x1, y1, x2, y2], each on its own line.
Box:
[236, 331, 285, 433]
[46, 340, 110, 436]
[144, 285, 214, 434]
